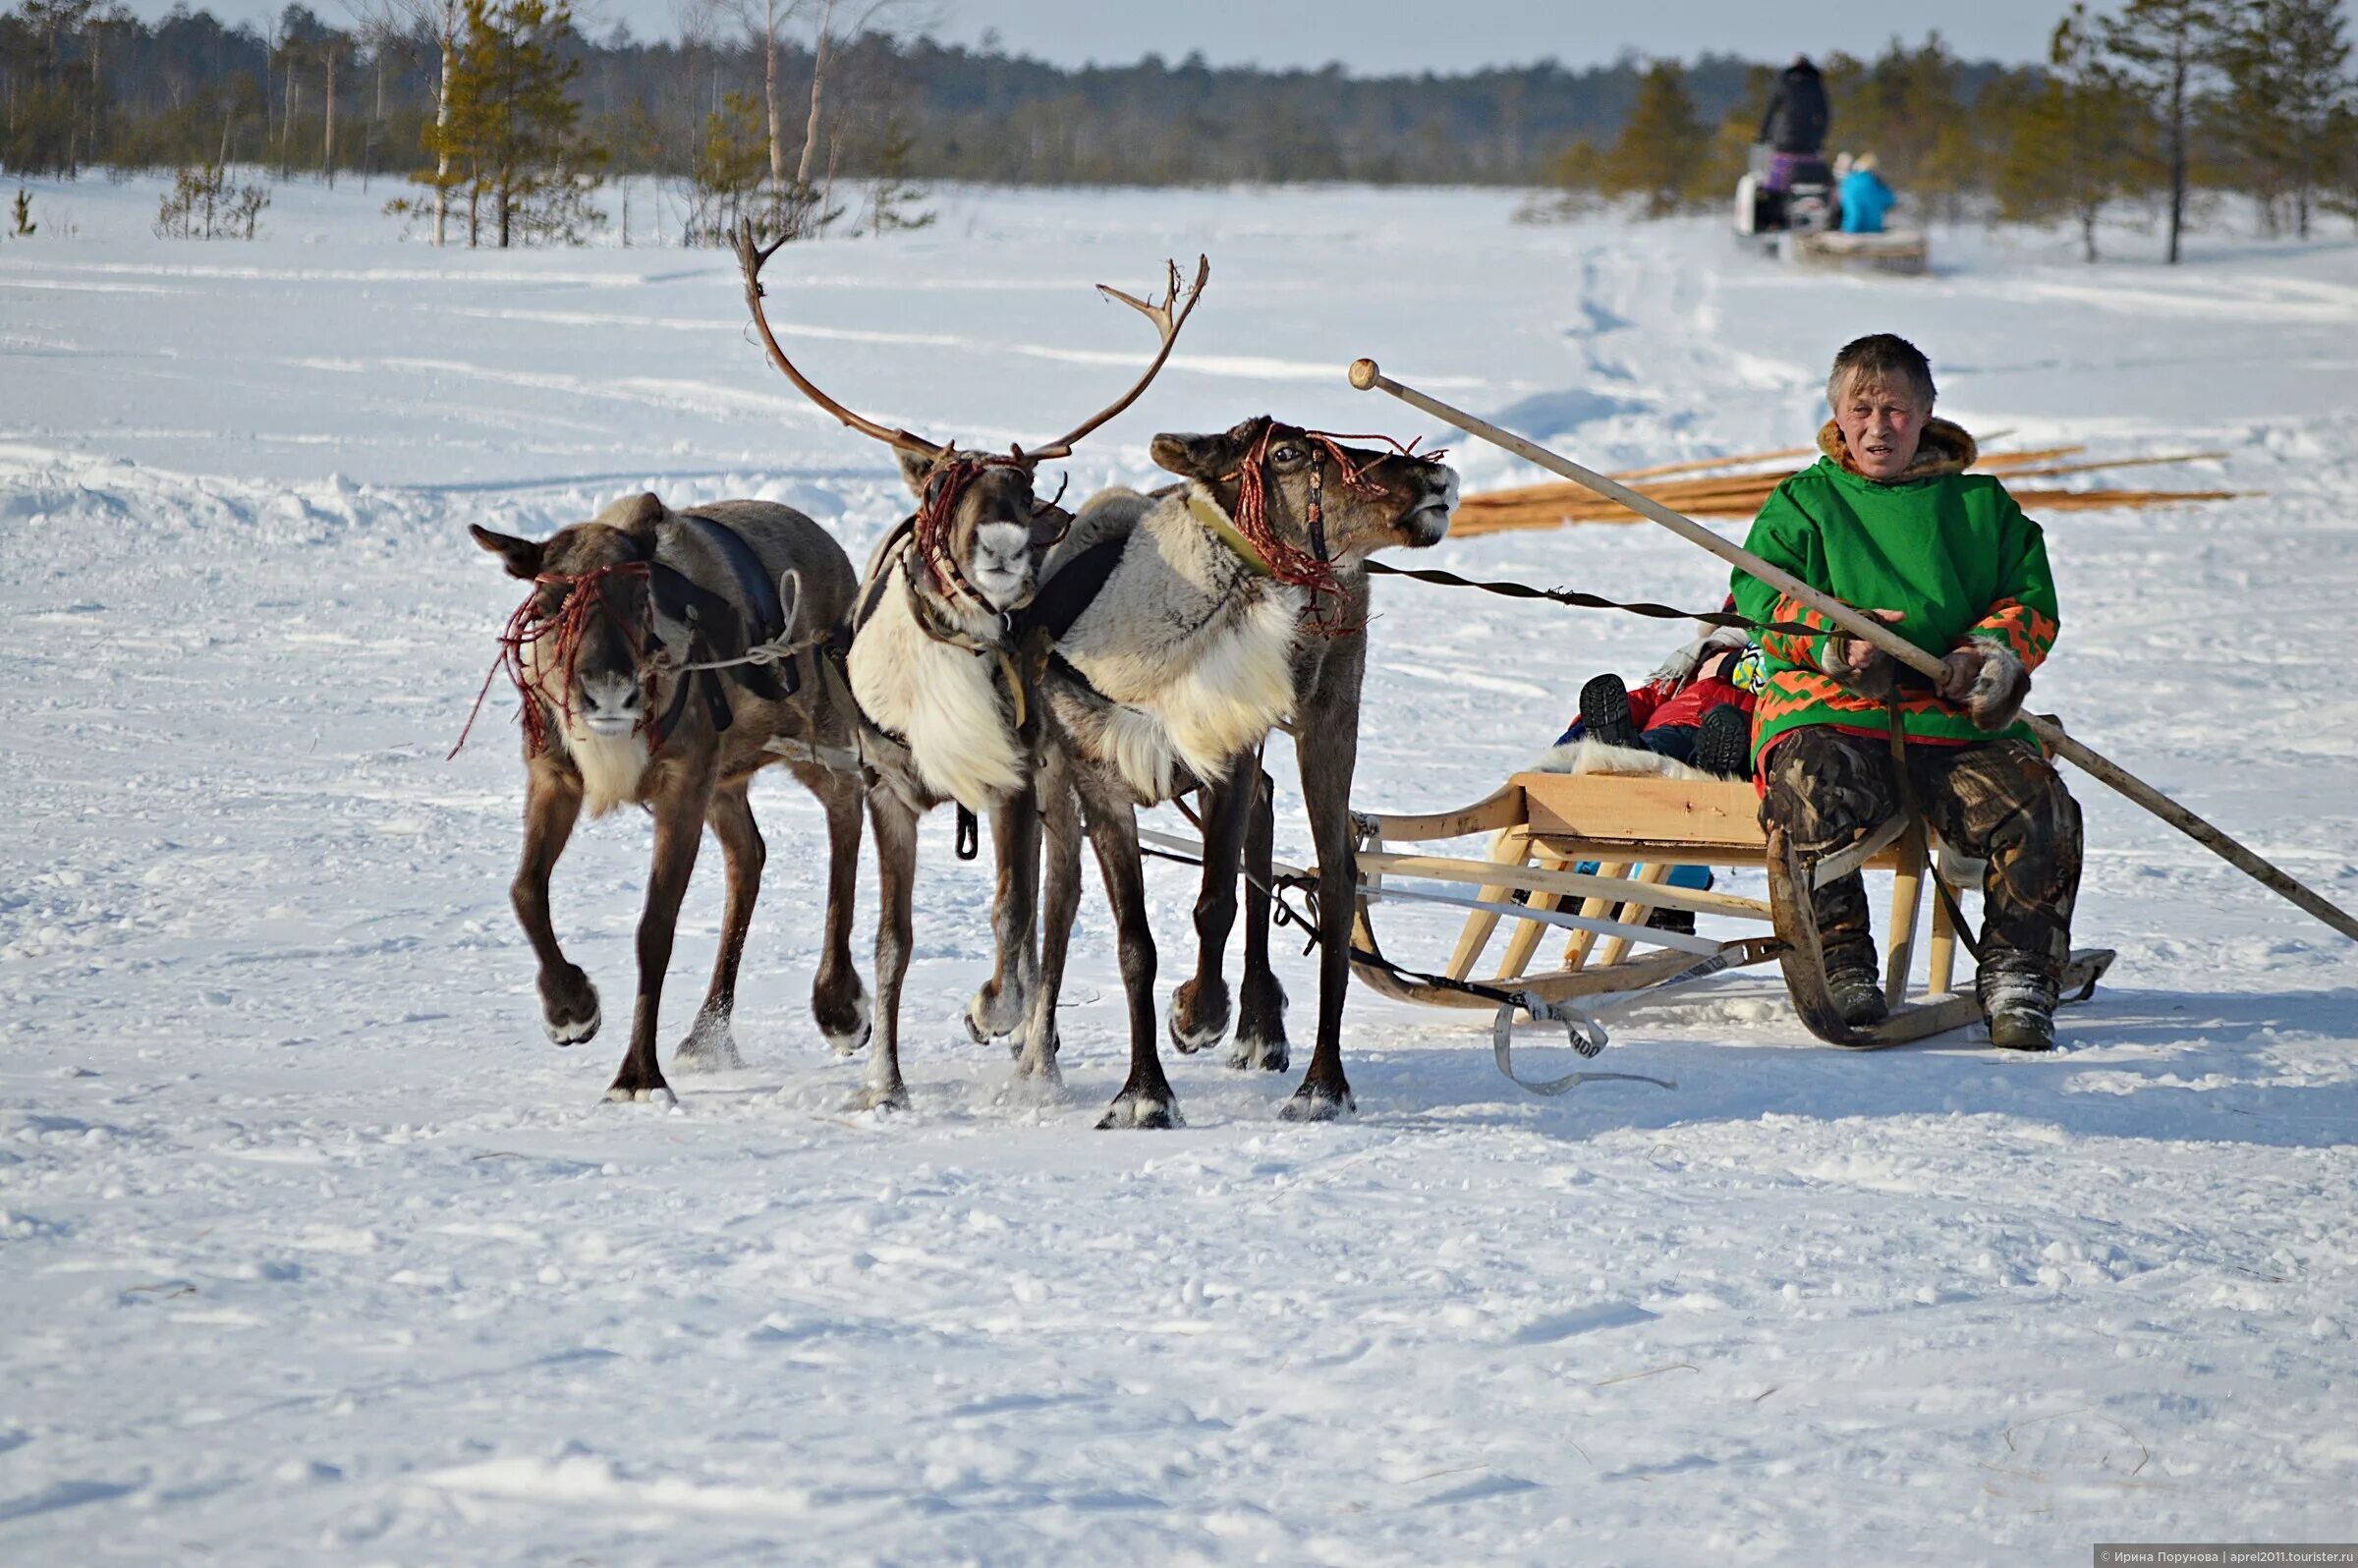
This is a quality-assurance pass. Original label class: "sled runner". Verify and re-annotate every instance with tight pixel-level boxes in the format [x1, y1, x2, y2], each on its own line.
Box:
[1345, 768, 2115, 1049]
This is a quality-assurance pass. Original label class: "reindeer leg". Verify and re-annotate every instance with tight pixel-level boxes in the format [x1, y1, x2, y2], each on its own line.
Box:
[801, 760, 871, 1057]
[1169, 762, 1252, 1055]
[1082, 781, 1179, 1131]
[608, 766, 712, 1105]
[861, 788, 920, 1111]
[513, 766, 598, 1046]
[1231, 763, 1291, 1072]
[675, 784, 761, 1073]
[1282, 690, 1360, 1121]
[1012, 761, 1079, 1087]
[967, 788, 1040, 1050]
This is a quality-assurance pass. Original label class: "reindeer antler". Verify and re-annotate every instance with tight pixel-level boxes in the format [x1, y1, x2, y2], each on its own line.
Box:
[732, 219, 948, 462]
[1023, 255, 1210, 463]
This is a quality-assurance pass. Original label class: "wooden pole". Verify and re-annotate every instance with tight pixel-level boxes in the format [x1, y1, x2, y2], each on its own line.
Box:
[1347, 358, 2358, 946]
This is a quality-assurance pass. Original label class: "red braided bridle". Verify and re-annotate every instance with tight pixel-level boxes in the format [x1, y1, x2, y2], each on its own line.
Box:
[450, 561, 664, 760]
[909, 453, 1068, 610]
[1225, 425, 1447, 631]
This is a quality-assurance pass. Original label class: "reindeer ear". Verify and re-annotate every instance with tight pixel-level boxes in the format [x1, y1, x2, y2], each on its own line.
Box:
[470, 525, 543, 580]
[1150, 429, 1247, 481]
[600, 491, 667, 550]
[896, 449, 940, 496]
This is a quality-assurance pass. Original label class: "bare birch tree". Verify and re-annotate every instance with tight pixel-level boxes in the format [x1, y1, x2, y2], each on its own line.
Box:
[382, 0, 464, 244]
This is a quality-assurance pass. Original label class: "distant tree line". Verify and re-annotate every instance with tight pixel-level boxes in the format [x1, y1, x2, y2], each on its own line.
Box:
[2, 0, 2351, 254]
[1556, 1, 2355, 260]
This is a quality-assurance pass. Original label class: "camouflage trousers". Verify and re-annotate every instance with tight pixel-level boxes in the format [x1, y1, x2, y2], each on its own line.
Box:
[1760, 727, 2083, 985]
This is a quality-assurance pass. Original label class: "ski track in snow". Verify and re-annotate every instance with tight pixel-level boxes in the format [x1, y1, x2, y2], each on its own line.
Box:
[3, 178, 2356, 1564]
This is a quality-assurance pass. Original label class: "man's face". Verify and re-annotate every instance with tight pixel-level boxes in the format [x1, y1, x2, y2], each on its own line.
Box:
[1833, 376, 1928, 480]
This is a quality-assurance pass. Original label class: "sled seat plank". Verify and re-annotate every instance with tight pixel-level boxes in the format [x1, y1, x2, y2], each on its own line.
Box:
[1513, 772, 1915, 870]
[1516, 772, 1768, 859]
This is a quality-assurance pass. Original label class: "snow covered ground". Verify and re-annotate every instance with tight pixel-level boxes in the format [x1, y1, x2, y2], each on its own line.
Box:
[4, 175, 2356, 1564]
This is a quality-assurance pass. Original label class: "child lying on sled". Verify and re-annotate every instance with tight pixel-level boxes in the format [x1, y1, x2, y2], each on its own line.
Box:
[1536, 624, 1765, 934]
[1545, 624, 1761, 781]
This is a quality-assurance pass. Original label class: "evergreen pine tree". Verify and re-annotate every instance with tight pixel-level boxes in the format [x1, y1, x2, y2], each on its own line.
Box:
[430, 0, 604, 248]
[2211, 0, 2352, 237]
[2100, 0, 2226, 262]
[1600, 59, 1708, 217]
[687, 88, 765, 245]
[1994, 4, 2141, 260]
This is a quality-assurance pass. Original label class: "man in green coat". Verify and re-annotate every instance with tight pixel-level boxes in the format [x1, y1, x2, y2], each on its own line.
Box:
[1731, 333, 2082, 1049]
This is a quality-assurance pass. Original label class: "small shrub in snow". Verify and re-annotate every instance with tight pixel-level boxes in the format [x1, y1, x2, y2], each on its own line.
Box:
[155, 165, 270, 241]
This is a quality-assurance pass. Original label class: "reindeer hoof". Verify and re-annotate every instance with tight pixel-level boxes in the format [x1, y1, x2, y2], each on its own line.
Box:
[823, 1012, 872, 1059]
[996, 1065, 1067, 1106]
[1227, 1030, 1289, 1074]
[1277, 1082, 1353, 1123]
[851, 1083, 910, 1113]
[966, 978, 1029, 1045]
[1096, 1091, 1182, 1131]
[1167, 979, 1229, 1054]
[541, 966, 601, 1046]
[603, 1083, 678, 1107]
[674, 1007, 744, 1073]
[1010, 1043, 1062, 1085]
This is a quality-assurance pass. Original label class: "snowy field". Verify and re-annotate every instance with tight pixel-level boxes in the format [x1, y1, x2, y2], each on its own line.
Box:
[4, 176, 2357, 1564]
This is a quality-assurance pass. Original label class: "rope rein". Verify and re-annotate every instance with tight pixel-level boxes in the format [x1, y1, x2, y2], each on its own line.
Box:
[1364, 560, 1826, 639]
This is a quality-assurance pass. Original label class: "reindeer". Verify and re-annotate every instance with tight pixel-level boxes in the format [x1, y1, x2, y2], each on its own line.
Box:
[1003, 418, 1457, 1127]
[468, 492, 870, 1104]
[732, 223, 1208, 1111]
[1153, 423, 1459, 1119]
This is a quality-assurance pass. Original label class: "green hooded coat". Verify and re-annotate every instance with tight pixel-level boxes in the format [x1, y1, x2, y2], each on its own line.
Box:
[1729, 418, 2059, 761]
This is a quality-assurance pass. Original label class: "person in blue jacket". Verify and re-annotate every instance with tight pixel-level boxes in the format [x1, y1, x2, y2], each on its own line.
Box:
[1838, 153, 1895, 233]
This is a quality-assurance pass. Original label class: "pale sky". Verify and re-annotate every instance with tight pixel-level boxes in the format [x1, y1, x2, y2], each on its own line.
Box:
[134, 0, 2078, 71]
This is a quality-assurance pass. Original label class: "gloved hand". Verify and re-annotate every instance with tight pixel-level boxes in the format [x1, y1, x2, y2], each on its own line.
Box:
[1935, 646, 1986, 703]
[1817, 608, 1906, 698]
[1936, 640, 2031, 730]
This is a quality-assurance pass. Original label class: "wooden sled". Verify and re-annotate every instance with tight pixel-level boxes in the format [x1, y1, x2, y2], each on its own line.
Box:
[1783, 228, 1930, 277]
[1347, 770, 2113, 1049]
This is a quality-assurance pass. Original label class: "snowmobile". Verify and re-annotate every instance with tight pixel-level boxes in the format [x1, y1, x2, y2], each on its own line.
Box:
[1734, 142, 1839, 250]
[1734, 143, 1929, 276]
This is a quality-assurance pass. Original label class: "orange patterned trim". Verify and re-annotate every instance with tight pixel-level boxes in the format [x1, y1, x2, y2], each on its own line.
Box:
[1753, 671, 1946, 729]
[1964, 598, 2057, 670]
[1761, 593, 1838, 666]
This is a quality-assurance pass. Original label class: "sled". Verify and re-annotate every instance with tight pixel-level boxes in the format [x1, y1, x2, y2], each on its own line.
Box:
[1346, 768, 2114, 1048]
[1783, 228, 1930, 276]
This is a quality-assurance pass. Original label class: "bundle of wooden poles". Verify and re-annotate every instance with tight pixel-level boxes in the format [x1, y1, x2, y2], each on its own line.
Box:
[1452, 441, 2241, 539]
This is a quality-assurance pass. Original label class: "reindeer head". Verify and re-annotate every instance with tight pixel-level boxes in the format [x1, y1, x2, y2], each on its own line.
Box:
[469, 493, 742, 756]
[733, 224, 1207, 621]
[1151, 417, 1459, 571]
[890, 448, 1071, 615]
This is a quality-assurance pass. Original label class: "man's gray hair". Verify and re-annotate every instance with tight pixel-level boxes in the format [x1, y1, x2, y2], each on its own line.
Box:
[1826, 333, 1937, 410]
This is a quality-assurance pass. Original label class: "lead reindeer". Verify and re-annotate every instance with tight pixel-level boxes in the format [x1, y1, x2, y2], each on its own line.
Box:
[1157, 423, 1457, 1117]
[733, 223, 1209, 1110]
[1005, 418, 1457, 1126]
[469, 492, 870, 1104]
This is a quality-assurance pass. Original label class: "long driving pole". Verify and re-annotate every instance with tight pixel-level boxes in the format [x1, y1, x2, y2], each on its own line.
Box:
[1347, 357, 2358, 944]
